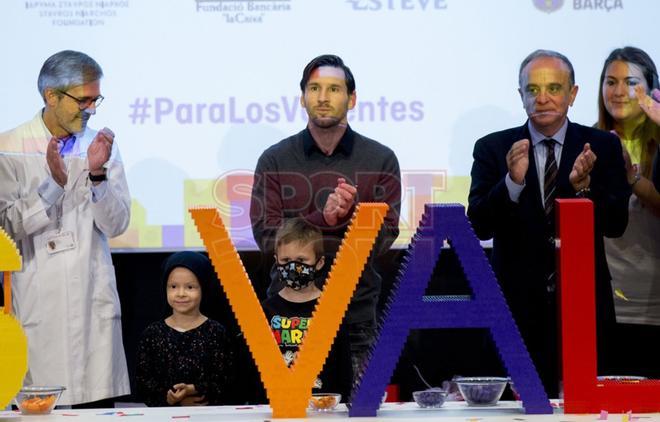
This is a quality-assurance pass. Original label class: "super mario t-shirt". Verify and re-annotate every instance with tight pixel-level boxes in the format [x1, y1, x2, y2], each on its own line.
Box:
[261, 293, 352, 396]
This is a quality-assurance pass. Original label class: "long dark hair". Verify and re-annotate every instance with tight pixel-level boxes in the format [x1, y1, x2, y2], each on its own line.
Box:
[597, 46, 660, 178]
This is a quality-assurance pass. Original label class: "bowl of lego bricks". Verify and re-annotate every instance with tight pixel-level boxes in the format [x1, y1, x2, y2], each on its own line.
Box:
[15, 386, 65, 415]
[412, 388, 447, 408]
[454, 377, 508, 406]
[309, 393, 341, 411]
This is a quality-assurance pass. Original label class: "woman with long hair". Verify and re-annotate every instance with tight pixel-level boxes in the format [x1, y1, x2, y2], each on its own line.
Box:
[597, 46, 660, 376]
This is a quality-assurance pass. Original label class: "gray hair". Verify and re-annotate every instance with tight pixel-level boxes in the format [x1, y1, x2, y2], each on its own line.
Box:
[518, 49, 575, 88]
[37, 50, 103, 102]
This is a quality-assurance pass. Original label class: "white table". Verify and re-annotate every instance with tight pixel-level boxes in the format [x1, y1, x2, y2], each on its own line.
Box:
[1, 401, 658, 422]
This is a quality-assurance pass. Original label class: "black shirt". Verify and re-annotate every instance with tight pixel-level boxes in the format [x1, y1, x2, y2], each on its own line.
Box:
[136, 319, 232, 406]
[262, 294, 353, 398]
[250, 126, 401, 323]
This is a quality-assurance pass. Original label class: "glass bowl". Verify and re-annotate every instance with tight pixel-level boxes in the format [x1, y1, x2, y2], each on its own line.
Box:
[454, 377, 508, 406]
[15, 386, 65, 415]
[412, 388, 446, 408]
[597, 375, 647, 385]
[309, 393, 341, 411]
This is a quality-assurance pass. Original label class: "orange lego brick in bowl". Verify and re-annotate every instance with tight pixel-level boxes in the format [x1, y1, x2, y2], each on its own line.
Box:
[309, 393, 341, 411]
[15, 386, 65, 415]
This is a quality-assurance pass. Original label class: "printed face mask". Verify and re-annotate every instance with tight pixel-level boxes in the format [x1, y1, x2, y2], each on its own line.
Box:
[276, 260, 319, 290]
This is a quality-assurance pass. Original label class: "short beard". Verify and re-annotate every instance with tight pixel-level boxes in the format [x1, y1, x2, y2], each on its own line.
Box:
[310, 116, 342, 129]
[66, 113, 91, 135]
[80, 114, 90, 132]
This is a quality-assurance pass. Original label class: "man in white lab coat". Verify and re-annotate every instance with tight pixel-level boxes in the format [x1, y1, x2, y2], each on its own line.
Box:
[0, 50, 131, 406]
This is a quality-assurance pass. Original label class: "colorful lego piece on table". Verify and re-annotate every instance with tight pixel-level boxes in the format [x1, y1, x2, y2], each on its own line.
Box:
[0, 227, 27, 409]
[349, 204, 551, 416]
[558, 199, 660, 414]
[190, 203, 387, 418]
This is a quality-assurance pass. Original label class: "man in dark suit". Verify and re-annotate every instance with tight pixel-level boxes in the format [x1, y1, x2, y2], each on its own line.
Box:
[467, 50, 631, 397]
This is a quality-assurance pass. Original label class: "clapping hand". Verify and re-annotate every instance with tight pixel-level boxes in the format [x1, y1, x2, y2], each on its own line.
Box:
[87, 127, 114, 175]
[635, 85, 660, 126]
[323, 177, 357, 226]
[569, 143, 596, 191]
[506, 139, 530, 185]
[46, 137, 68, 187]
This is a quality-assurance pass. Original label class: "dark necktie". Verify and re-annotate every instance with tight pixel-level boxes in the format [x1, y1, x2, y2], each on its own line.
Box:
[543, 139, 558, 294]
[543, 139, 558, 218]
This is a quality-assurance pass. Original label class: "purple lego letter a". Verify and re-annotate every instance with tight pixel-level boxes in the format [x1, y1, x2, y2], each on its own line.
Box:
[349, 204, 551, 416]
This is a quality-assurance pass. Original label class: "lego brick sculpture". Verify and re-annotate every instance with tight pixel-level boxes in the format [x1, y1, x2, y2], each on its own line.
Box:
[190, 203, 387, 418]
[349, 203, 551, 416]
[558, 199, 660, 413]
[0, 227, 27, 409]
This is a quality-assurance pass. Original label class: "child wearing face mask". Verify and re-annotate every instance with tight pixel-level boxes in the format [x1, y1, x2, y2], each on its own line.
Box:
[261, 218, 353, 398]
[136, 252, 233, 406]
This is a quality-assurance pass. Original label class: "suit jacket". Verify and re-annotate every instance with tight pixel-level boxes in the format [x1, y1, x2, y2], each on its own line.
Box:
[467, 120, 630, 392]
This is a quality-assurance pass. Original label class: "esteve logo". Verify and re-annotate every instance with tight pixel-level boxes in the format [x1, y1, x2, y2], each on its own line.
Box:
[347, 0, 447, 11]
[533, 0, 564, 13]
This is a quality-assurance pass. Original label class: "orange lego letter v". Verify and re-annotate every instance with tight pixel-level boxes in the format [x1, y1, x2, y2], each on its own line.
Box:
[190, 203, 388, 418]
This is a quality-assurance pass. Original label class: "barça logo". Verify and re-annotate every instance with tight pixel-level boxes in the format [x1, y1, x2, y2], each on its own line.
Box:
[533, 0, 564, 13]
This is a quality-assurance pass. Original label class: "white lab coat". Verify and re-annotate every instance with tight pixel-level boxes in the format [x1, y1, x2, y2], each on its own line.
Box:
[0, 112, 131, 405]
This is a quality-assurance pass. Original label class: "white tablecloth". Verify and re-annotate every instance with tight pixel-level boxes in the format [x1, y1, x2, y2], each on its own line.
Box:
[1, 401, 658, 421]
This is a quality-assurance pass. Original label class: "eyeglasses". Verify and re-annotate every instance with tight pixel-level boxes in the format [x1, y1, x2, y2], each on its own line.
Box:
[57, 90, 104, 110]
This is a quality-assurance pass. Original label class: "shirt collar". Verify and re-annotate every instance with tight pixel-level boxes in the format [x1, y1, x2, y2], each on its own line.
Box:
[59, 135, 77, 156]
[528, 118, 568, 147]
[302, 125, 355, 157]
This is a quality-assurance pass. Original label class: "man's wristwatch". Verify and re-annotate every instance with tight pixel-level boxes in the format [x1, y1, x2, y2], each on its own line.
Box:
[575, 186, 591, 198]
[89, 171, 107, 182]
